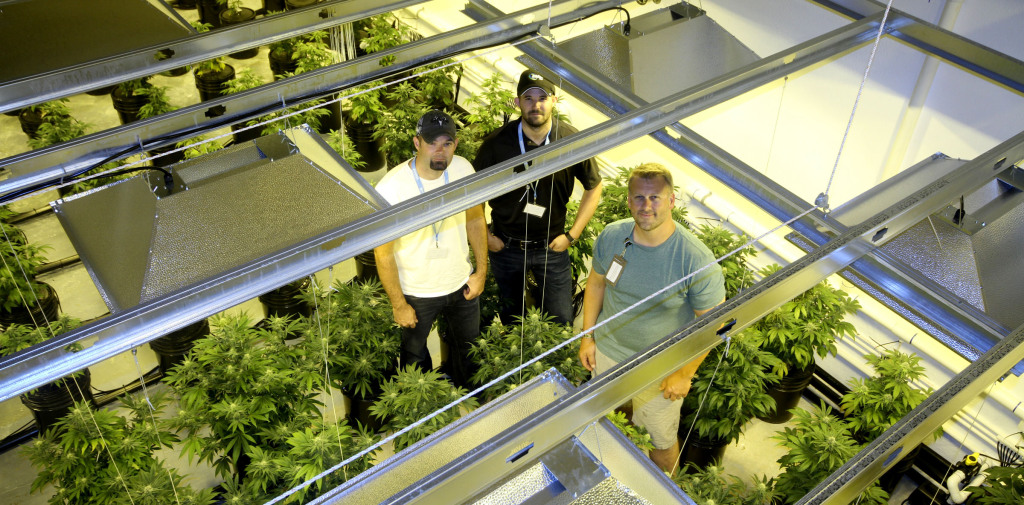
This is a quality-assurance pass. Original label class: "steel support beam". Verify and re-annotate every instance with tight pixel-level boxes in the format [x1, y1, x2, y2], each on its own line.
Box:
[0, 0, 427, 113]
[0, 0, 622, 199]
[315, 129, 1024, 505]
[810, 0, 1024, 94]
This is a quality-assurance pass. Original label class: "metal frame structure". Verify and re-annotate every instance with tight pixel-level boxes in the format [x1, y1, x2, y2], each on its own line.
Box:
[1, 0, 1024, 502]
[484, 1, 1023, 373]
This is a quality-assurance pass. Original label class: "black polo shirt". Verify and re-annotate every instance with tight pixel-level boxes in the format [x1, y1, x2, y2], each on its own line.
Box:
[472, 118, 601, 241]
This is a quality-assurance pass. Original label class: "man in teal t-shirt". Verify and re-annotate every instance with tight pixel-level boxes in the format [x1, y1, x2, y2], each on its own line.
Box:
[579, 163, 725, 473]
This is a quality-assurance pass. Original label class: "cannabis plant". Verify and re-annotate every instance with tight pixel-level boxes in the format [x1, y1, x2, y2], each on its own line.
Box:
[326, 128, 366, 170]
[370, 365, 478, 451]
[26, 100, 90, 149]
[681, 328, 782, 445]
[469, 308, 587, 401]
[359, 13, 413, 67]
[606, 410, 655, 453]
[415, 59, 462, 110]
[374, 81, 429, 168]
[299, 279, 401, 402]
[841, 347, 938, 442]
[23, 392, 214, 505]
[966, 465, 1024, 505]
[135, 84, 177, 119]
[751, 264, 860, 373]
[456, 73, 518, 162]
[293, 30, 337, 74]
[673, 464, 777, 505]
[190, 22, 227, 77]
[772, 404, 889, 504]
[177, 136, 225, 160]
[164, 313, 324, 479]
[694, 224, 756, 299]
[0, 239, 52, 313]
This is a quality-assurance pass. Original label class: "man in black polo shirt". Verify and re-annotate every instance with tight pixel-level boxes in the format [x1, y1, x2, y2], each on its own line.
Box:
[473, 70, 603, 325]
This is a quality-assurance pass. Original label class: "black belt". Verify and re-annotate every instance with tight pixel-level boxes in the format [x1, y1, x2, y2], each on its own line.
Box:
[499, 233, 549, 250]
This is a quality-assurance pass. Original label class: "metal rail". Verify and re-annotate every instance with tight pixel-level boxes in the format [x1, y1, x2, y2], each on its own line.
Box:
[0, 0, 427, 113]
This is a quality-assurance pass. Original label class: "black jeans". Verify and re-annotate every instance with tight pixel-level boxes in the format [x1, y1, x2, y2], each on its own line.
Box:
[489, 245, 573, 326]
[402, 287, 480, 389]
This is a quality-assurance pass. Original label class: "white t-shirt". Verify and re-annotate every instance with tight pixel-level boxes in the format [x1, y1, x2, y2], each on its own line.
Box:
[374, 155, 474, 297]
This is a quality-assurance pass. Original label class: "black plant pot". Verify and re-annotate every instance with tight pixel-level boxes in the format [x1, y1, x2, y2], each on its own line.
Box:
[149, 319, 210, 375]
[21, 368, 94, 433]
[194, 64, 236, 102]
[318, 96, 342, 134]
[160, 65, 190, 77]
[0, 281, 61, 328]
[268, 49, 298, 79]
[354, 250, 379, 283]
[878, 444, 922, 492]
[18, 109, 45, 139]
[110, 86, 150, 125]
[173, 0, 197, 9]
[220, 8, 260, 59]
[4, 107, 21, 117]
[197, 0, 223, 28]
[263, 0, 285, 12]
[344, 118, 385, 173]
[758, 364, 815, 424]
[679, 433, 729, 471]
[259, 277, 312, 320]
[285, 0, 319, 9]
[231, 122, 263, 145]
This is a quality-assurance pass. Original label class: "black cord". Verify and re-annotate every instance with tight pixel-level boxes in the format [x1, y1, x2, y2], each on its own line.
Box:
[612, 6, 632, 36]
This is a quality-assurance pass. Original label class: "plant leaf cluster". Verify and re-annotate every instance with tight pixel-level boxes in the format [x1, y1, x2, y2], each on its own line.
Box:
[358, 14, 414, 67]
[469, 308, 586, 400]
[299, 279, 401, 401]
[605, 410, 655, 453]
[681, 328, 782, 444]
[674, 464, 779, 505]
[163, 313, 324, 479]
[750, 264, 860, 372]
[0, 239, 52, 313]
[372, 82, 430, 168]
[326, 128, 366, 170]
[841, 348, 937, 442]
[771, 403, 889, 504]
[455, 73, 518, 161]
[966, 465, 1024, 505]
[24, 393, 215, 505]
[26, 99, 91, 150]
[370, 365, 478, 451]
[693, 223, 757, 299]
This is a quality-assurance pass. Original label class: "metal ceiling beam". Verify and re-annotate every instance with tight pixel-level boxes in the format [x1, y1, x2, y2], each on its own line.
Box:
[319, 129, 1024, 505]
[810, 0, 1024, 94]
[0, 0, 622, 201]
[0, 0, 427, 113]
[497, 4, 1018, 372]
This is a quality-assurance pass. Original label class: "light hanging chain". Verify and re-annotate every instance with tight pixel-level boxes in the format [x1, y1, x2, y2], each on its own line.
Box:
[819, 0, 895, 214]
[131, 348, 183, 505]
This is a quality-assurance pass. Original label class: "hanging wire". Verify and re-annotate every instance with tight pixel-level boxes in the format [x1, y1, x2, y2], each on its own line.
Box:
[764, 76, 788, 176]
[306, 271, 350, 482]
[131, 348, 183, 505]
[266, 202, 821, 504]
[821, 0, 896, 208]
[672, 332, 732, 476]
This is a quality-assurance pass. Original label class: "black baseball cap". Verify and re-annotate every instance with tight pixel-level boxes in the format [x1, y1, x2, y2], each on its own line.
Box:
[416, 110, 457, 142]
[517, 69, 555, 97]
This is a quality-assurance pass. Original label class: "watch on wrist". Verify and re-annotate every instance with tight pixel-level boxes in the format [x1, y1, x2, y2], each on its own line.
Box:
[565, 231, 577, 246]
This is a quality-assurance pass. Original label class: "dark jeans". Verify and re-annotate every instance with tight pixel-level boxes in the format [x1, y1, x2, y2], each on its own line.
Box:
[402, 287, 480, 389]
[489, 246, 573, 325]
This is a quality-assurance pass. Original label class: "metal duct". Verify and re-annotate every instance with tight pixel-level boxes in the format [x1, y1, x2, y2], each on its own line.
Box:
[833, 155, 1024, 330]
[52, 126, 386, 312]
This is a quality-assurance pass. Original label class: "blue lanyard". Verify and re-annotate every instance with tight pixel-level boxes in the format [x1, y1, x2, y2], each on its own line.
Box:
[410, 158, 448, 247]
[517, 122, 550, 202]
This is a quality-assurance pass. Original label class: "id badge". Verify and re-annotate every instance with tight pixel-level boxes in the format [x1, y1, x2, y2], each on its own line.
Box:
[605, 254, 627, 286]
[426, 246, 448, 259]
[523, 202, 547, 218]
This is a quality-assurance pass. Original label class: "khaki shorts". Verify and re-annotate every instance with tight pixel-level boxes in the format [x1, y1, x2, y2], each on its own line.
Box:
[594, 347, 682, 450]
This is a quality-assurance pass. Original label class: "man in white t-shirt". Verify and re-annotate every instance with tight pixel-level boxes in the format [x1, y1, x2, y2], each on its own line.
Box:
[373, 110, 488, 388]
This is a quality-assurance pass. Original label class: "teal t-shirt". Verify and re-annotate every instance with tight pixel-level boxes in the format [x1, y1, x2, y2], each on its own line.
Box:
[592, 219, 726, 362]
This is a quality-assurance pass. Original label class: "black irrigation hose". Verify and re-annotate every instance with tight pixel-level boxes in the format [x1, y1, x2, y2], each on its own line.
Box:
[36, 255, 81, 275]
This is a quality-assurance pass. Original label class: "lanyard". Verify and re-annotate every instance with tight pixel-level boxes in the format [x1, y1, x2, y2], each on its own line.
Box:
[517, 122, 551, 202]
[410, 158, 448, 247]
